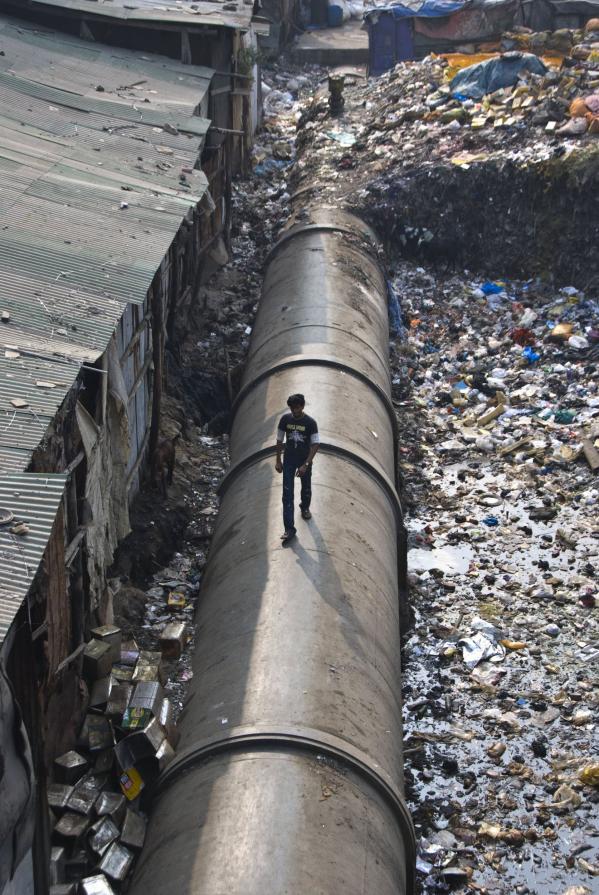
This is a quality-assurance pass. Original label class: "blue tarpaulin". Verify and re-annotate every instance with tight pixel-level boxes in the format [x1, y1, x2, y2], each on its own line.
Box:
[450, 52, 548, 98]
[364, 0, 466, 21]
[365, 0, 466, 73]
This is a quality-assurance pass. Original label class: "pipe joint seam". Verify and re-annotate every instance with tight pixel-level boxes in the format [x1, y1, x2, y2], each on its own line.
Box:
[157, 724, 416, 894]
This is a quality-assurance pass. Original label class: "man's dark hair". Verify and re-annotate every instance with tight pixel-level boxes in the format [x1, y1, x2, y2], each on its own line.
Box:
[287, 393, 305, 408]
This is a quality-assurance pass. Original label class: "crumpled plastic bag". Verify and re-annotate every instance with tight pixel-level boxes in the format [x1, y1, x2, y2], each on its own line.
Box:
[569, 97, 589, 117]
[324, 130, 356, 146]
[585, 93, 599, 114]
[263, 90, 294, 118]
[545, 784, 583, 810]
[458, 632, 506, 668]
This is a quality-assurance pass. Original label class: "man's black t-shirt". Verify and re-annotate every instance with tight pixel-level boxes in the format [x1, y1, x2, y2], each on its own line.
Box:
[277, 413, 319, 462]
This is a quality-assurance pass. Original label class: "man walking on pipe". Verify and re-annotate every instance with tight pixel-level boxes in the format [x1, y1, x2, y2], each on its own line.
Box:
[275, 394, 320, 543]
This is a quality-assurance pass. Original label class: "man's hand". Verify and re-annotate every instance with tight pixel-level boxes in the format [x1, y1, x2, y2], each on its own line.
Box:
[296, 464, 307, 477]
[275, 459, 283, 474]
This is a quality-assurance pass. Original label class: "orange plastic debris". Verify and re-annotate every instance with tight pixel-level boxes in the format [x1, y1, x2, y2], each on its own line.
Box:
[570, 97, 589, 117]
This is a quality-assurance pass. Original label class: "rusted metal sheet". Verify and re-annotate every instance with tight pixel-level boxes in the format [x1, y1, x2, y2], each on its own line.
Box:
[0, 18, 213, 107]
[128, 212, 415, 895]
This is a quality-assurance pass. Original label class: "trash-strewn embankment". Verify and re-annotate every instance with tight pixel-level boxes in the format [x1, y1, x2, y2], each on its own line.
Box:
[46, 55, 599, 895]
[292, 53, 599, 282]
[391, 268, 599, 894]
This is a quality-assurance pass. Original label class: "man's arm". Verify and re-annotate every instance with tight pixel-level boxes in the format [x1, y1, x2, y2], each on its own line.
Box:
[275, 419, 285, 473]
[306, 442, 320, 465]
[298, 424, 320, 476]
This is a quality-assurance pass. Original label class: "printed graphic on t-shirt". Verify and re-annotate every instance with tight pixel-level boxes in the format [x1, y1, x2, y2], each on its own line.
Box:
[277, 413, 319, 457]
[289, 428, 305, 445]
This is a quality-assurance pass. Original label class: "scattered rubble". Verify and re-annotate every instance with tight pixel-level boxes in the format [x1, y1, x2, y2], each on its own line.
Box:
[502, 20, 599, 61]
[48, 427, 234, 892]
[295, 50, 599, 176]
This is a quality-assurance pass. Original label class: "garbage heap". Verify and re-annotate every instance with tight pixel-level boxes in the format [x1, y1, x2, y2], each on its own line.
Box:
[389, 265, 599, 892]
[295, 48, 599, 176]
[502, 18, 599, 60]
[292, 46, 599, 280]
[47, 602, 192, 894]
[436, 50, 599, 137]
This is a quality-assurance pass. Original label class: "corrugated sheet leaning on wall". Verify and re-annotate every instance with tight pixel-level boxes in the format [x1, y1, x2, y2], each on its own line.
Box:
[128, 207, 416, 895]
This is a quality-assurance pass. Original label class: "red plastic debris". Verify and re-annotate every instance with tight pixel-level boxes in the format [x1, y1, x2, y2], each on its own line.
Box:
[510, 327, 536, 346]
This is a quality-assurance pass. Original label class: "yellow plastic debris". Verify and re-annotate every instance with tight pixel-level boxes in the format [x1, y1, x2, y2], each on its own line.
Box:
[500, 639, 527, 650]
[119, 767, 144, 801]
[442, 52, 499, 81]
[579, 764, 599, 787]
[550, 322, 574, 339]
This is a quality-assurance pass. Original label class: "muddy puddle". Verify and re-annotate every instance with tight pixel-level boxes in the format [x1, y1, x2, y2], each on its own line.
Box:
[409, 544, 475, 575]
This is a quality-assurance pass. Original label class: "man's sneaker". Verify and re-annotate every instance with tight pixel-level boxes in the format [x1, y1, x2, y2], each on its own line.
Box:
[301, 508, 312, 520]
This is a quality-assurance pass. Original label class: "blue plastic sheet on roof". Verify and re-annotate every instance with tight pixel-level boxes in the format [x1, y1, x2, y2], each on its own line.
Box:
[364, 0, 465, 21]
[450, 52, 548, 98]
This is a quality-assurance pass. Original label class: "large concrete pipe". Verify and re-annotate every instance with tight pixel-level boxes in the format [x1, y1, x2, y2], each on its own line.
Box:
[128, 209, 415, 895]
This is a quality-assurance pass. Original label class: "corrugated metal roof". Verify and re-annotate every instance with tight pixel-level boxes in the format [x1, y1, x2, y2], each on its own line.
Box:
[6, 0, 260, 33]
[0, 70, 210, 138]
[0, 472, 67, 647]
[0, 18, 214, 110]
[0, 14, 214, 476]
[0, 352, 81, 472]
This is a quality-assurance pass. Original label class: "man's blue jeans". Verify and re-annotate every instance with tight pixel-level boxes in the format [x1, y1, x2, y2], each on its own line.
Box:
[282, 456, 312, 532]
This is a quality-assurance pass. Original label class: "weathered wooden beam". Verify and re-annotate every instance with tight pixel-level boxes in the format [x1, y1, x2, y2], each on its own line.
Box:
[582, 438, 599, 473]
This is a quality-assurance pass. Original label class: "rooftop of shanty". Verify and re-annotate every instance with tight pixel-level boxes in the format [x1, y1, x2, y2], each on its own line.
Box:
[0, 15, 215, 646]
[0, 14, 214, 477]
[1, 0, 267, 33]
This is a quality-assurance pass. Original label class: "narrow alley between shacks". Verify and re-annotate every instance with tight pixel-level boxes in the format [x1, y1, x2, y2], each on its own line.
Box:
[0, 5, 597, 895]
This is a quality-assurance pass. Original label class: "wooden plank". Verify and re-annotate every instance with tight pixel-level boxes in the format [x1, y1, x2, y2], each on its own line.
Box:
[65, 528, 86, 567]
[582, 438, 599, 473]
[54, 643, 85, 676]
[497, 436, 532, 457]
[64, 450, 85, 476]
